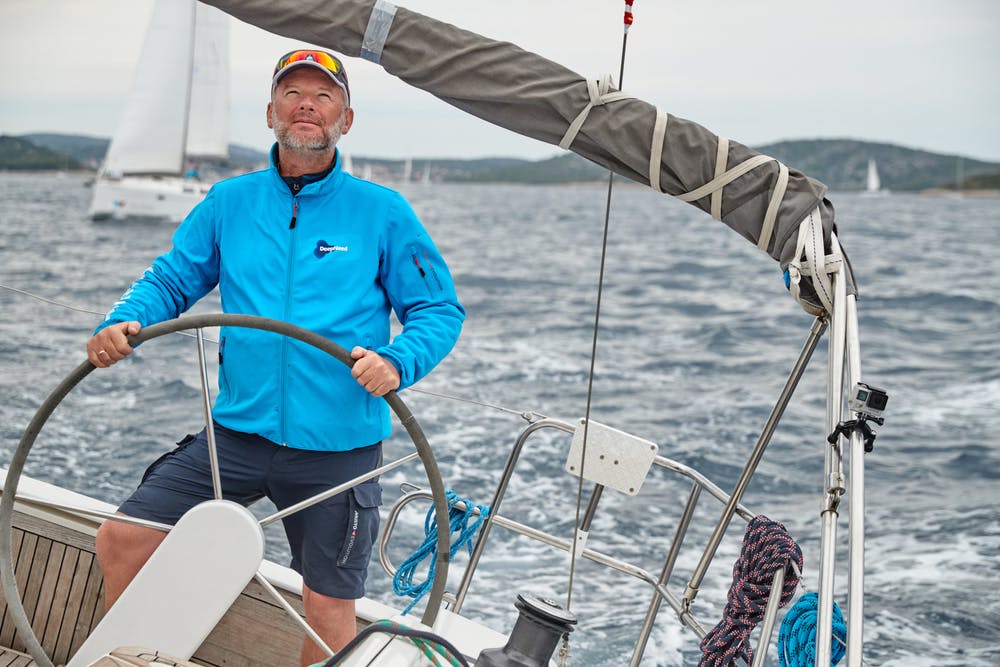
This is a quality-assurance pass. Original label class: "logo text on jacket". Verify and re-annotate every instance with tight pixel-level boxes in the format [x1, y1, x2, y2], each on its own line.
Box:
[314, 240, 350, 258]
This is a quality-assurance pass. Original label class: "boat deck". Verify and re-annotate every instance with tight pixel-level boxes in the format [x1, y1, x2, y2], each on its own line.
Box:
[1, 510, 104, 665]
[1, 508, 310, 667]
[0, 646, 35, 666]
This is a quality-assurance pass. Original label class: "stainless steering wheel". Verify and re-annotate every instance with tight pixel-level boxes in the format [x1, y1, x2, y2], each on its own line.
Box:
[0, 313, 453, 667]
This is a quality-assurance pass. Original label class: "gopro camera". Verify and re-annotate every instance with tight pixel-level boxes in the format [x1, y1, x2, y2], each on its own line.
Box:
[848, 382, 888, 421]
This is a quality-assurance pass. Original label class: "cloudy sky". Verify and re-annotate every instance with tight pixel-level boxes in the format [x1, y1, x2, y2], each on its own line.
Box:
[2, 0, 998, 161]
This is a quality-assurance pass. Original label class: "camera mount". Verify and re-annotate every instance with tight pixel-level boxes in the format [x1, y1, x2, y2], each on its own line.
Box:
[828, 382, 889, 453]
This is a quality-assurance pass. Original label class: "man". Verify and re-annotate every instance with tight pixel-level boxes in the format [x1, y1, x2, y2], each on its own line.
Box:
[88, 49, 464, 666]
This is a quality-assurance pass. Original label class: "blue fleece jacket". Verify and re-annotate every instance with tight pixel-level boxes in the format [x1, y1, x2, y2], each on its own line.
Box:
[96, 147, 465, 451]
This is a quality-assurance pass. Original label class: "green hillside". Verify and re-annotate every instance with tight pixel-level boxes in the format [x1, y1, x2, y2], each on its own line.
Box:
[6, 133, 999, 192]
[0, 135, 82, 170]
[755, 139, 999, 191]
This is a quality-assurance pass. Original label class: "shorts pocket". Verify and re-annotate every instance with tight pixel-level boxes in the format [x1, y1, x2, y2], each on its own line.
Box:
[140, 433, 198, 484]
[336, 482, 382, 569]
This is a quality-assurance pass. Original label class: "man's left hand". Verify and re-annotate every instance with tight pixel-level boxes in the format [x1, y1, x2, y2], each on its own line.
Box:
[350, 347, 401, 397]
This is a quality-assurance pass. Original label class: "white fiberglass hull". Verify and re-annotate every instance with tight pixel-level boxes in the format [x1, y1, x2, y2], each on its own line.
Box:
[89, 175, 213, 223]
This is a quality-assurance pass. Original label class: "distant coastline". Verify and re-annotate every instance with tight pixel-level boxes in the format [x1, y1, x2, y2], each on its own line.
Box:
[3, 133, 999, 193]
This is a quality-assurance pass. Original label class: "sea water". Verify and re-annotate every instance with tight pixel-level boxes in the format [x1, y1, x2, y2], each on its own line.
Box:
[1, 172, 997, 666]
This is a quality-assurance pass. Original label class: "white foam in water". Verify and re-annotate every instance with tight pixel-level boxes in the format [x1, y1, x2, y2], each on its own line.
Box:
[906, 378, 1000, 426]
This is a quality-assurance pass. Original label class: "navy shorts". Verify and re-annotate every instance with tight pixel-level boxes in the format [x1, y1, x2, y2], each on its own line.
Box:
[119, 423, 382, 599]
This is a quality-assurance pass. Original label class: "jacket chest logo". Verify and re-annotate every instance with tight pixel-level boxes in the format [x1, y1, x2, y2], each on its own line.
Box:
[314, 240, 350, 258]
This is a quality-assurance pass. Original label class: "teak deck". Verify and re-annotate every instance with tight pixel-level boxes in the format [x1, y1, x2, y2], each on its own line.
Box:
[1, 509, 309, 667]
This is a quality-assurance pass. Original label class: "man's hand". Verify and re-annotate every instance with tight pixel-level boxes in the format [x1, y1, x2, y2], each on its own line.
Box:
[350, 347, 401, 397]
[87, 321, 141, 368]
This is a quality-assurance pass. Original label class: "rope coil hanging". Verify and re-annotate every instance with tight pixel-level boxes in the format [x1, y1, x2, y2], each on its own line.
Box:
[393, 489, 490, 615]
[778, 592, 847, 667]
[699, 515, 803, 667]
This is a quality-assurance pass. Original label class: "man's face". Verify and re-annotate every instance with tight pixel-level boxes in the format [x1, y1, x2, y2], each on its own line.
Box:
[267, 67, 354, 151]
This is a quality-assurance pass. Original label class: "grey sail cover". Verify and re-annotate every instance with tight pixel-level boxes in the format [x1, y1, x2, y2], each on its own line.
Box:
[203, 0, 855, 313]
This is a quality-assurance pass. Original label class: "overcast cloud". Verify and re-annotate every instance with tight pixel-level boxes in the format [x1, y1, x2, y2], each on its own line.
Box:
[1, 0, 997, 161]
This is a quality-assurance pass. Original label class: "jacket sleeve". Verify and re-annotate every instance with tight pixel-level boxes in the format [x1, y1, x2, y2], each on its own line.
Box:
[375, 195, 465, 389]
[94, 191, 221, 334]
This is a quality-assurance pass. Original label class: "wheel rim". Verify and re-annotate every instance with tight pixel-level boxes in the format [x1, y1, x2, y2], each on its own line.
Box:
[0, 313, 453, 667]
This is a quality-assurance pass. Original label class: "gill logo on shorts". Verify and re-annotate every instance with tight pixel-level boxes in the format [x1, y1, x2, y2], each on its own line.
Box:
[314, 240, 349, 258]
[338, 509, 360, 565]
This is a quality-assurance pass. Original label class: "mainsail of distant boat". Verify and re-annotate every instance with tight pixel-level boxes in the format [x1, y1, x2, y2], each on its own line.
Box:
[866, 159, 880, 192]
[89, 0, 230, 223]
[864, 158, 887, 195]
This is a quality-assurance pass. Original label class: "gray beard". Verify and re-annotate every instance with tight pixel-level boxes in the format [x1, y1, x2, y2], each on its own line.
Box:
[272, 108, 346, 152]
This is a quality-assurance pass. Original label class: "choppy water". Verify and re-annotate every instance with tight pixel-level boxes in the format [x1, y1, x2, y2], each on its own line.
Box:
[1, 172, 998, 665]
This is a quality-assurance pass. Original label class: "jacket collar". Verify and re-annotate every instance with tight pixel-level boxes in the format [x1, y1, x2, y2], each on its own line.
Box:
[268, 143, 344, 195]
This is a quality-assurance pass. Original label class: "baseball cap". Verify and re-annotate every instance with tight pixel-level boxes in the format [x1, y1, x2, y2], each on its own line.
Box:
[272, 49, 351, 107]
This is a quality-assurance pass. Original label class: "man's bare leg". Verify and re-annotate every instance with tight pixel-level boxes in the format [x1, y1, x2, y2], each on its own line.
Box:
[94, 512, 168, 610]
[301, 584, 356, 667]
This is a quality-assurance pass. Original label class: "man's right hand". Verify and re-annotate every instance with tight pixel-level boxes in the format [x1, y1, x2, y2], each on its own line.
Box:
[87, 321, 142, 368]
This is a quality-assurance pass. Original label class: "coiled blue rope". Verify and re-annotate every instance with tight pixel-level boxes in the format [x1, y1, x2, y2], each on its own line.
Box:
[778, 592, 847, 667]
[393, 489, 490, 615]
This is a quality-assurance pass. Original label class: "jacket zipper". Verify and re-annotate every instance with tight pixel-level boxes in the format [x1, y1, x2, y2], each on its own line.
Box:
[280, 196, 300, 445]
[411, 245, 443, 293]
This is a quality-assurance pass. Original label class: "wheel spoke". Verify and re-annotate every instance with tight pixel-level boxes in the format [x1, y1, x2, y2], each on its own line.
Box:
[5, 494, 172, 533]
[253, 571, 334, 659]
[195, 327, 223, 500]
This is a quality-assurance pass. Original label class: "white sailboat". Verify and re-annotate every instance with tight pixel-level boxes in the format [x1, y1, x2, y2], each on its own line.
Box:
[89, 0, 230, 223]
[862, 157, 889, 196]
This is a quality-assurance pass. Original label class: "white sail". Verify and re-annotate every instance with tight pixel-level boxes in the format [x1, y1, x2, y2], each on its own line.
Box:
[90, 0, 230, 222]
[185, 3, 230, 159]
[102, 0, 197, 175]
[866, 158, 881, 192]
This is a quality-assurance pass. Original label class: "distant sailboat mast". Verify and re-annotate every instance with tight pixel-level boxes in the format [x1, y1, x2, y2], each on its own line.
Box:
[186, 2, 230, 162]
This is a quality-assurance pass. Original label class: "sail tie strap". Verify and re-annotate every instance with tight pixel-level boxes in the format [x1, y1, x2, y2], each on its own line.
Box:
[361, 0, 397, 63]
[676, 154, 774, 203]
[662, 143, 789, 255]
[393, 489, 490, 615]
[711, 137, 730, 221]
[786, 210, 842, 316]
[698, 515, 803, 667]
[559, 74, 634, 149]
[560, 75, 794, 260]
[649, 108, 669, 193]
[777, 592, 847, 667]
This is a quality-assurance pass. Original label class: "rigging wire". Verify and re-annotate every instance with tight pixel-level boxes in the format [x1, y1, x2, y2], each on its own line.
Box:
[565, 0, 636, 614]
[0, 282, 105, 318]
